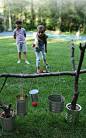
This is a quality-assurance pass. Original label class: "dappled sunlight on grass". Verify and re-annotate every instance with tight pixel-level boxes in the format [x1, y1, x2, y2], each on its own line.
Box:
[47, 38, 71, 44]
[0, 36, 13, 39]
[26, 37, 34, 41]
[8, 42, 16, 45]
[74, 40, 86, 45]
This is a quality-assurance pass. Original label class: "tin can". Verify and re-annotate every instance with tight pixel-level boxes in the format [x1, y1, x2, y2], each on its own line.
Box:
[29, 89, 39, 102]
[0, 109, 16, 132]
[16, 94, 28, 116]
[65, 103, 82, 123]
[48, 94, 65, 113]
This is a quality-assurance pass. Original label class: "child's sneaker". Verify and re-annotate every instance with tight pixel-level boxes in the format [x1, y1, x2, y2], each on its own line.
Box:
[46, 63, 50, 68]
[17, 60, 21, 64]
[25, 61, 30, 64]
[43, 61, 50, 68]
[37, 70, 40, 74]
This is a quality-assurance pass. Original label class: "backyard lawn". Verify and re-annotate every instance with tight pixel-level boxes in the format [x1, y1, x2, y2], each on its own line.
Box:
[0, 36, 86, 138]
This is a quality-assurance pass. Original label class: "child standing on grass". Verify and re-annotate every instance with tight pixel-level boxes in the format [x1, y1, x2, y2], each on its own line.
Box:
[76, 30, 80, 40]
[13, 19, 30, 64]
[31, 25, 49, 73]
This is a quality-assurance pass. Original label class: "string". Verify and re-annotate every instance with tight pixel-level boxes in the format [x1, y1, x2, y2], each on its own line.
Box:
[20, 73, 23, 96]
[30, 78, 34, 91]
[51, 70, 61, 95]
[30, 74, 39, 91]
[52, 77, 57, 94]
[58, 70, 61, 95]
[37, 78, 39, 91]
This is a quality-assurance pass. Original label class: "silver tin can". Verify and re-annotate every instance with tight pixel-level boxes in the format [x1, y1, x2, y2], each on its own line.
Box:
[16, 94, 28, 116]
[48, 94, 65, 113]
[0, 109, 16, 132]
[65, 103, 82, 123]
[29, 89, 39, 102]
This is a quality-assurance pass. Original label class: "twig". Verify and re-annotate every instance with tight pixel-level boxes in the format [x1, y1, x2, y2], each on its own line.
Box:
[0, 77, 7, 92]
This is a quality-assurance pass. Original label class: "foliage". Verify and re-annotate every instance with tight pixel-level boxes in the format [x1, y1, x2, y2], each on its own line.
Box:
[0, 0, 86, 32]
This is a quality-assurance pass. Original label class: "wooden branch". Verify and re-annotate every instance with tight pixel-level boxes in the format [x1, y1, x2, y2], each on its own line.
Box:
[71, 42, 86, 109]
[0, 71, 76, 93]
[0, 70, 86, 79]
[0, 69, 86, 93]
[0, 71, 78, 78]
[0, 77, 7, 93]
[71, 39, 75, 71]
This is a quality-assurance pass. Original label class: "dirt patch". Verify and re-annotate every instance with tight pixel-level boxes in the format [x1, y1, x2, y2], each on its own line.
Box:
[0, 109, 16, 118]
[68, 103, 80, 111]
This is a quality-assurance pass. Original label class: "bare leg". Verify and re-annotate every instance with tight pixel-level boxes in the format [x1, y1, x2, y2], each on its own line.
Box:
[23, 52, 27, 61]
[37, 66, 40, 70]
[43, 59, 46, 64]
[18, 52, 21, 60]
[43, 59, 50, 68]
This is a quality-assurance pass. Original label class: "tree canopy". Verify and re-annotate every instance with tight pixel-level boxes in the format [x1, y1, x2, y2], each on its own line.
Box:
[0, 0, 86, 32]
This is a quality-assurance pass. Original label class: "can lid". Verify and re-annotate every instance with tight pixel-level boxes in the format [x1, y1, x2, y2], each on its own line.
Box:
[29, 89, 39, 94]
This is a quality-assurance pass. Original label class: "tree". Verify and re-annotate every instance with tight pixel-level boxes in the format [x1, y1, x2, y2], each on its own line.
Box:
[0, 0, 86, 32]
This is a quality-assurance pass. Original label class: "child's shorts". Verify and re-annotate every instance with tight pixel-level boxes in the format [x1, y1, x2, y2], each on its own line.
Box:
[17, 42, 27, 52]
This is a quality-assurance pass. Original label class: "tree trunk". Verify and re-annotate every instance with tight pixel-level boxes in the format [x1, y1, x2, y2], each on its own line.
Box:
[8, 3, 12, 31]
[31, 0, 34, 30]
[69, 22, 73, 33]
[58, 0, 62, 30]
[41, 9, 43, 24]
[20, 4, 22, 21]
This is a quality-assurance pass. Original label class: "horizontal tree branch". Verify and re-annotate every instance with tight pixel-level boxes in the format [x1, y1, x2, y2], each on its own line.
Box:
[0, 69, 86, 78]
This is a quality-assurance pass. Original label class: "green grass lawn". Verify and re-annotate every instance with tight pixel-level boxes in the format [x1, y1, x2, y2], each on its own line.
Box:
[0, 36, 86, 138]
